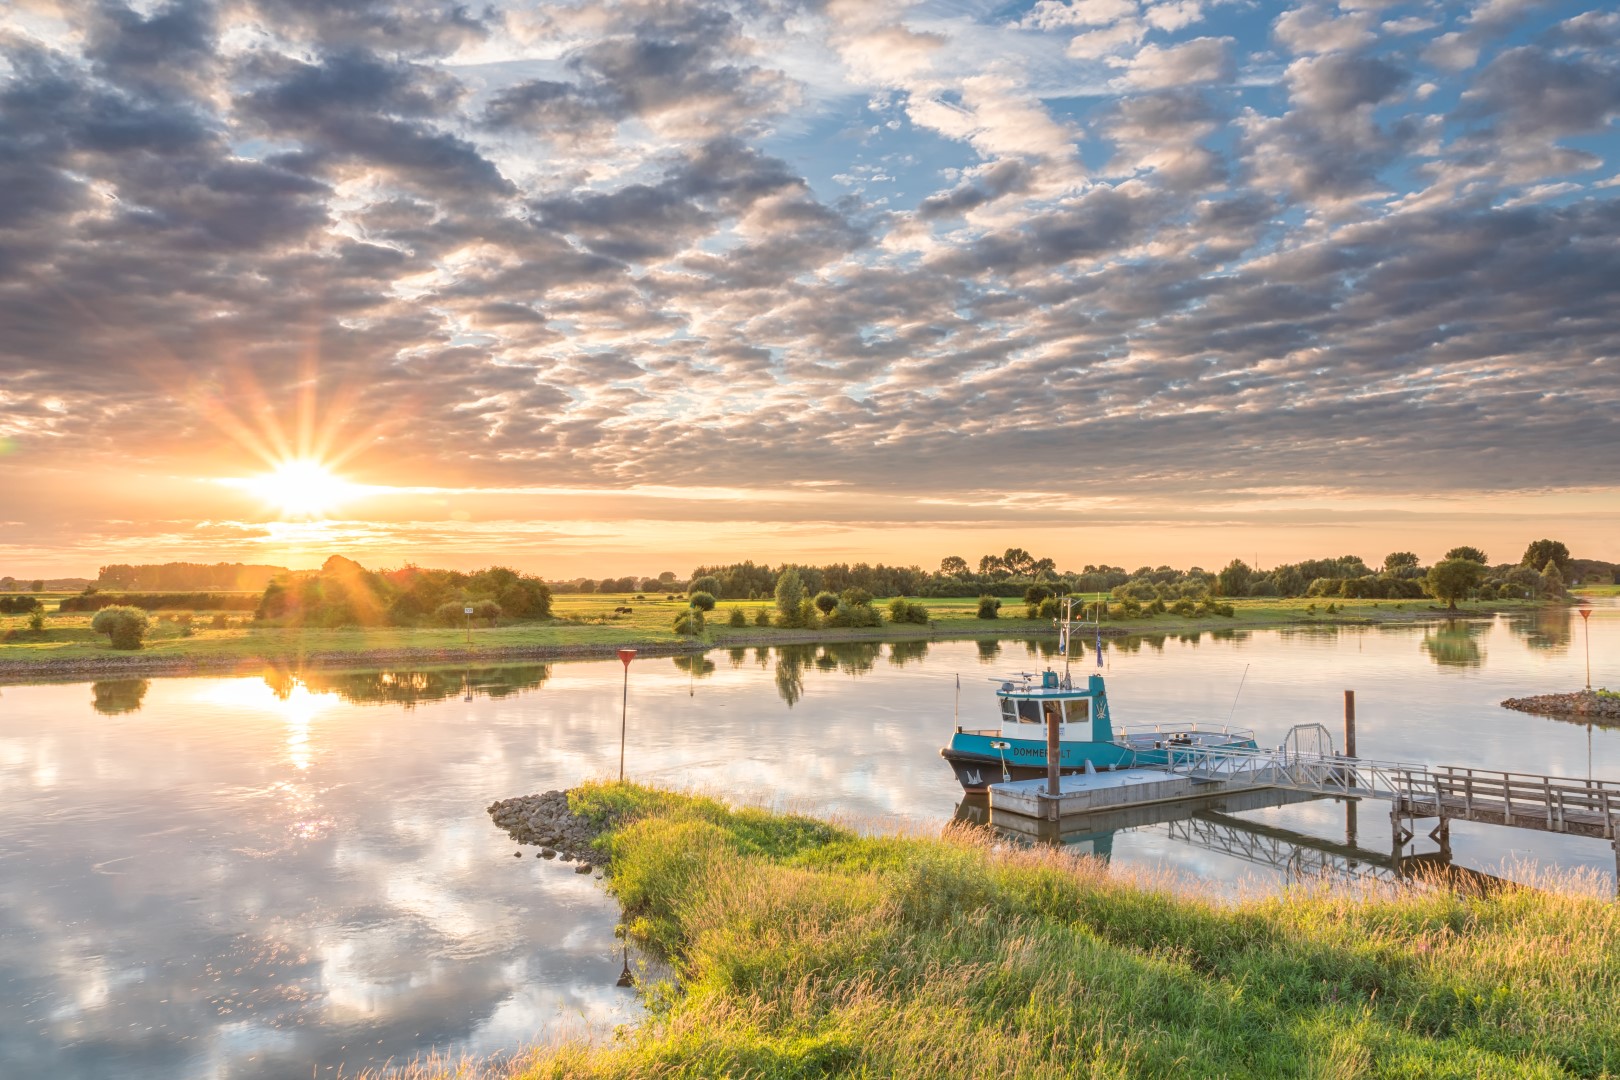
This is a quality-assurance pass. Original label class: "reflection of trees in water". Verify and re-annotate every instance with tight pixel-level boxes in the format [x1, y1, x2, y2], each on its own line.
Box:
[888, 640, 929, 666]
[975, 639, 1001, 663]
[672, 654, 716, 679]
[1422, 620, 1486, 668]
[769, 642, 896, 706]
[261, 664, 550, 707]
[727, 646, 749, 667]
[91, 678, 150, 715]
[774, 649, 804, 707]
[1508, 607, 1572, 652]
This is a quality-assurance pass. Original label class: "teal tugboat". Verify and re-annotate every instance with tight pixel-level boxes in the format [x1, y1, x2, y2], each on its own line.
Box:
[941, 609, 1257, 793]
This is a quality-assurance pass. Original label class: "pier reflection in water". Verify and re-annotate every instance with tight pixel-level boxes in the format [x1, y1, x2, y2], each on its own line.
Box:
[955, 790, 1517, 894]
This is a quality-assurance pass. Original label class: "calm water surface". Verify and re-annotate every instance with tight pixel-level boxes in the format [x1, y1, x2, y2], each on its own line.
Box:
[2, 604, 1617, 1078]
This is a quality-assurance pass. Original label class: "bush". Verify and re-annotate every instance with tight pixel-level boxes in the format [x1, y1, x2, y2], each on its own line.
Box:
[471, 599, 502, 626]
[689, 591, 717, 612]
[976, 595, 1000, 619]
[27, 609, 45, 632]
[813, 591, 839, 616]
[91, 605, 151, 649]
[210, 614, 229, 629]
[434, 600, 467, 627]
[754, 607, 771, 627]
[0, 595, 41, 614]
[674, 608, 705, 635]
[727, 607, 747, 627]
[689, 575, 722, 598]
[824, 599, 881, 628]
[887, 597, 929, 625]
[58, 592, 259, 613]
[1037, 597, 1061, 620]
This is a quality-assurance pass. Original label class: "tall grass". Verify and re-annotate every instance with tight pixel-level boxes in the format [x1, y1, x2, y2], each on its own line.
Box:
[441, 782, 1620, 1079]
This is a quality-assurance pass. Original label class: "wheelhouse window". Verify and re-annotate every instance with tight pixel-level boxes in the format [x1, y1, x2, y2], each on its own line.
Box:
[1064, 699, 1091, 725]
[1016, 699, 1042, 724]
[1043, 701, 1064, 726]
[1000, 699, 1017, 725]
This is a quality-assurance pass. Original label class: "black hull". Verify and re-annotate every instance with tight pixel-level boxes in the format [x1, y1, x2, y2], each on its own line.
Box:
[940, 748, 1067, 794]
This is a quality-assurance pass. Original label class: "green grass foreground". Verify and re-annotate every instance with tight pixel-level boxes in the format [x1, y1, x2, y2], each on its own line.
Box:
[496, 782, 1620, 1080]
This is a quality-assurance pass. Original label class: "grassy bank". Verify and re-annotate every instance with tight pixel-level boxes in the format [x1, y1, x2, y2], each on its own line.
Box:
[0, 593, 1556, 681]
[503, 783, 1619, 1079]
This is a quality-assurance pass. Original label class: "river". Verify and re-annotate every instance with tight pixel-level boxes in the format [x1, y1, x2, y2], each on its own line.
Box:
[1, 604, 1616, 1077]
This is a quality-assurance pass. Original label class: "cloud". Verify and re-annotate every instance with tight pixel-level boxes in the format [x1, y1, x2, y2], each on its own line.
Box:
[1, 0, 1618, 574]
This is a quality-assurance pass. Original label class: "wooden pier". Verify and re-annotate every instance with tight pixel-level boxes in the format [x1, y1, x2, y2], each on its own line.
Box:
[988, 719, 1620, 883]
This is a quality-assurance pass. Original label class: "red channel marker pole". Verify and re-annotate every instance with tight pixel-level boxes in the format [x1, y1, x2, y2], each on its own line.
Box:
[618, 648, 637, 781]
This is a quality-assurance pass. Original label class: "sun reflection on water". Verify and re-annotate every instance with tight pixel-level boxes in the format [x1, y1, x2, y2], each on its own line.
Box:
[195, 677, 342, 771]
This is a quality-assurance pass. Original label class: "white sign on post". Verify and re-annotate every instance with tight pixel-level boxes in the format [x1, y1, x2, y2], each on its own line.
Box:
[464, 606, 474, 615]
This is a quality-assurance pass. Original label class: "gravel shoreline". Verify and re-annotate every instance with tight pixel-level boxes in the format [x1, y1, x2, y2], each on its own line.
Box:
[488, 789, 608, 872]
[1501, 689, 1620, 720]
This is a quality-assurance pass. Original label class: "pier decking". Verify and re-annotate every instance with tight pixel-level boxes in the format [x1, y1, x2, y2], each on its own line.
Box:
[987, 723, 1620, 881]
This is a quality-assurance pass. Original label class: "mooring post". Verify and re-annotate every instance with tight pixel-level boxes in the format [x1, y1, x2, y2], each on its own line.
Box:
[1046, 706, 1061, 803]
[1344, 690, 1357, 759]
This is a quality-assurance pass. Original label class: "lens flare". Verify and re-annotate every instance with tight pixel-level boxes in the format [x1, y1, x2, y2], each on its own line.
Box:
[232, 459, 368, 518]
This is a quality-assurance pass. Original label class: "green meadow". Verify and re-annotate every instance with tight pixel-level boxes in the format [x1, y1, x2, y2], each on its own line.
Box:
[480, 782, 1620, 1079]
[0, 592, 1558, 674]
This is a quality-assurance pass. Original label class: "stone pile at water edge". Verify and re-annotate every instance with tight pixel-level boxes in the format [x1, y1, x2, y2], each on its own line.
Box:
[1501, 689, 1620, 719]
[488, 789, 604, 872]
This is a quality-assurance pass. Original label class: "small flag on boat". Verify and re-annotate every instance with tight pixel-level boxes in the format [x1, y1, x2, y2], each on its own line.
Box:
[1059, 626, 1068, 655]
[1095, 625, 1103, 668]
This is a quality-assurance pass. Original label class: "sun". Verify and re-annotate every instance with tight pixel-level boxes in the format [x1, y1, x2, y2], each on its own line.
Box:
[237, 459, 366, 518]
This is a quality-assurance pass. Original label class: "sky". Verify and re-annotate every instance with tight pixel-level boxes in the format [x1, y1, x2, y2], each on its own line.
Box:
[2, 0, 1618, 579]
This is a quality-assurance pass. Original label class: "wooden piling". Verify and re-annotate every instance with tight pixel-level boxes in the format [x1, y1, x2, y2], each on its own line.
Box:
[1046, 706, 1061, 800]
[1344, 690, 1357, 759]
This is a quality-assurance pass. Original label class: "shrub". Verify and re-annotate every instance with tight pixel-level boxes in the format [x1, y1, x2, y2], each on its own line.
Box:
[1147, 597, 1167, 615]
[689, 591, 717, 612]
[434, 600, 467, 627]
[727, 607, 747, 627]
[976, 595, 1000, 619]
[887, 597, 929, 625]
[689, 575, 722, 598]
[774, 568, 807, 626]
[91, 605, 151, 649]
[27, 609, 45, 632]
[673, 608, 705, 635]
[471, 599, 502, 626]
[210, 614, 229, 629]
[840, 587, 873, 607]
[813, 591, 839, 616]
[825, 599, 881, 628]
[1170, 598, 1195, 616]
[0, 595, 41, 614]
[1037, 597, 1061, 620]
[754, 607, 771, 627]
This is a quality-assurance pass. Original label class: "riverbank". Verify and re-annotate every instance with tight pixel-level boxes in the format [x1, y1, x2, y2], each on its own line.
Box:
[482, 782, 1619, 1079]
[0, 595, 1559, 682]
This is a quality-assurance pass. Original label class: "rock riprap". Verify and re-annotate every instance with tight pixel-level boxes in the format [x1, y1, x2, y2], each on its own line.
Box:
[1501, 689, 1620, 720]
[487, 788, 604, 864]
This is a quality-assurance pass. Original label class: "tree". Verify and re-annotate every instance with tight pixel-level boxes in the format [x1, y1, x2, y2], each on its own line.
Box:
[1425, 558, 1482, 611]
[976, 595, 1000, 619]
[689, 591, 717, 612]
[813, 591, 839, 615]
[689, 575, 722, 597]
[939, 555, 969, 576]
[90, 605, 151, 649]
[29, 579, 43, 592]
[774, 567, 806, 626]
[1540, 560, 1565, 597]
[1444, 546, 1488, 564]
[1522, 539, 1571, 576]
[471, 599, 502, 626]
[1383, 552, 1420, 575]
[1216, 559, 1252, 598]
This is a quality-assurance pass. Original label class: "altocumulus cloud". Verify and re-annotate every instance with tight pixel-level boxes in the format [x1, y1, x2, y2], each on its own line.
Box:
[1, 0, 1618, 562]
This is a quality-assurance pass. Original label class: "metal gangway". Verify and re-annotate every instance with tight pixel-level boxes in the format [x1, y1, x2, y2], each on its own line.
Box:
[1158, 724, 1620, 876]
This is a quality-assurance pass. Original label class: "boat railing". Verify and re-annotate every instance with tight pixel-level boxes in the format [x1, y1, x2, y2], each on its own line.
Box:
[1113, 720, 1255, 738]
